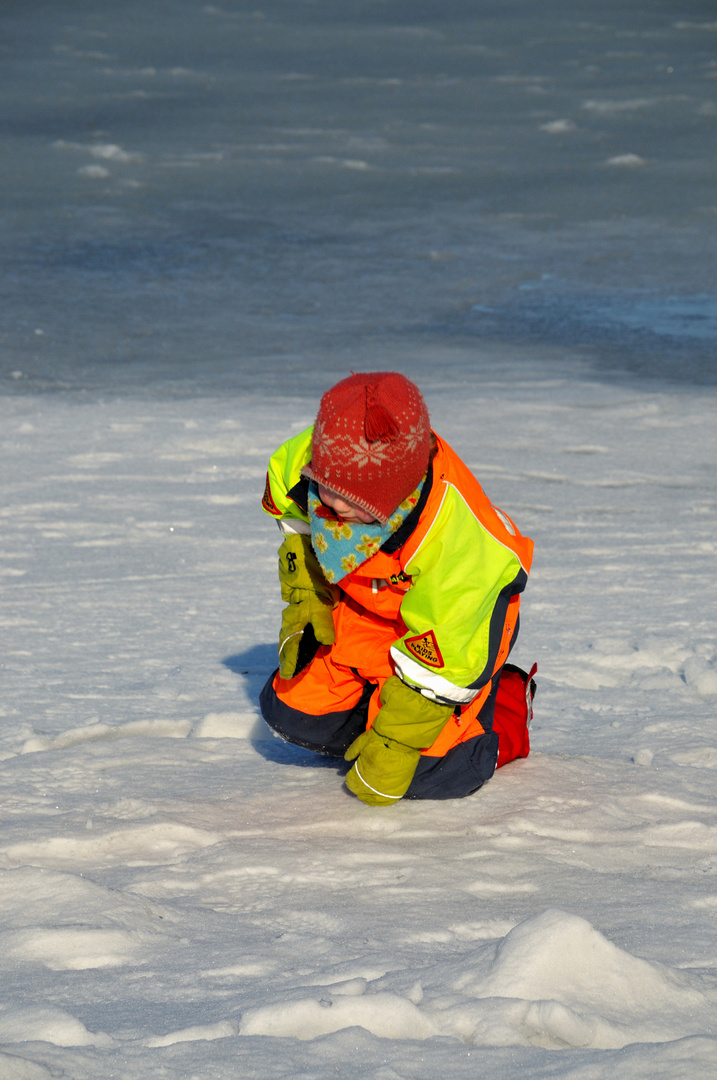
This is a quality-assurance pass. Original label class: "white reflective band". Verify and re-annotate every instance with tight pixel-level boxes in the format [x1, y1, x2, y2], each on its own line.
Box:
[278, 519, 311, 535]
[278, 630, 303, 655]
[354, 761, 402, 801]
[492, 505, 516, 536]
[391, 647, 477, 705]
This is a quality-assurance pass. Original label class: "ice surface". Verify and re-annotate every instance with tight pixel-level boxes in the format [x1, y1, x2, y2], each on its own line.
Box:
[2, 0, 717, 397]
[1, 1, 717, 1078]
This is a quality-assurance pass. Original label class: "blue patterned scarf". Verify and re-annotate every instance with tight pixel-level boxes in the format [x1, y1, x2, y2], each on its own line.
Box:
[308, 479, 424, 584]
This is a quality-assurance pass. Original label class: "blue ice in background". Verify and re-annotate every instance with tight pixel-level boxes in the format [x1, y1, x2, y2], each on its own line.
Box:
[2, 0, 716, 398]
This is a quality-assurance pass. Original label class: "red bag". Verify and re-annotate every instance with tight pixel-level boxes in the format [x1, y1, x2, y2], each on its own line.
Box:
[493, 662, 537, 768]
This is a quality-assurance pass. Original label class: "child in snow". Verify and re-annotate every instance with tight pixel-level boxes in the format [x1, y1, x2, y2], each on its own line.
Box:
[259, 372, 534, 805]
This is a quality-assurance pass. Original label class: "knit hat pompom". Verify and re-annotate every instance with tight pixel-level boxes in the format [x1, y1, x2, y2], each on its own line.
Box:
[302, 372, 431, 525]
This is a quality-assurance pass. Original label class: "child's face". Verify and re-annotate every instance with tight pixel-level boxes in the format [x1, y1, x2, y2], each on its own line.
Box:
[317, 484, 378, 525]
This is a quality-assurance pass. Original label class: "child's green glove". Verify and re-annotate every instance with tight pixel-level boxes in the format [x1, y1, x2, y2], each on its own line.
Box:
[344, 676, 454, 805]
[278, 534, 337, 679]
[344, 729, 420, 805]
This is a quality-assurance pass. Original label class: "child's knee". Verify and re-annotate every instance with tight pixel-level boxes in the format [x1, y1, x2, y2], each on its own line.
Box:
[260, 670, 374, 757]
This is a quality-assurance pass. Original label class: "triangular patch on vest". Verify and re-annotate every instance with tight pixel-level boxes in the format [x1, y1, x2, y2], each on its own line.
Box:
[404, 629, 444, 669]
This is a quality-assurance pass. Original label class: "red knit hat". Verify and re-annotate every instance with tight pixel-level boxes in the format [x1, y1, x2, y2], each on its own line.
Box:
[302, 372, 431, 525]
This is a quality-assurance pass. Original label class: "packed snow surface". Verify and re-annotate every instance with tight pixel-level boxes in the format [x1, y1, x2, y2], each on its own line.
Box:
[1, 1, 717, 1077]
[2, 378, 716, 1078]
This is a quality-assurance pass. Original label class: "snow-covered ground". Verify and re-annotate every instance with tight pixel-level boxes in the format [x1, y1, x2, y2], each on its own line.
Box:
[2, 2, 717, 1077]
[2, 370, 716, 1079]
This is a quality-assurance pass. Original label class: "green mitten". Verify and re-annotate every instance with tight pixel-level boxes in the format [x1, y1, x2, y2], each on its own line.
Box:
[374, 676, 454, 748]
[343, 678, 454, 806]
[278, 534, 337, 679]
[344, 729, 420, 806]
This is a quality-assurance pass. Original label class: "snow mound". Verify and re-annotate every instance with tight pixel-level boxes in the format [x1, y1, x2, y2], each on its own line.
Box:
[0, 1055, 53, 1080]
[193, 711, 261, 738]
[2, 822, 222, 870]
[240, 993, 438, 1041]
[2, 928, 143, 971]
[0, 1007, 112, 1048]
[429, 909, 716, 1048]
[683, 656, 717, 698]
[239, 911, 717, 1050]
[145, 1020, 237, 1047]
[458, 908, 699, 1008]
[21, 718, 192, 755]
[0, 866, 169, 931]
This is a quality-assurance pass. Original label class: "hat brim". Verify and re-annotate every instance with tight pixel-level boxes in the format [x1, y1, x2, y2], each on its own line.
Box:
[301, 464, 391, 526]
